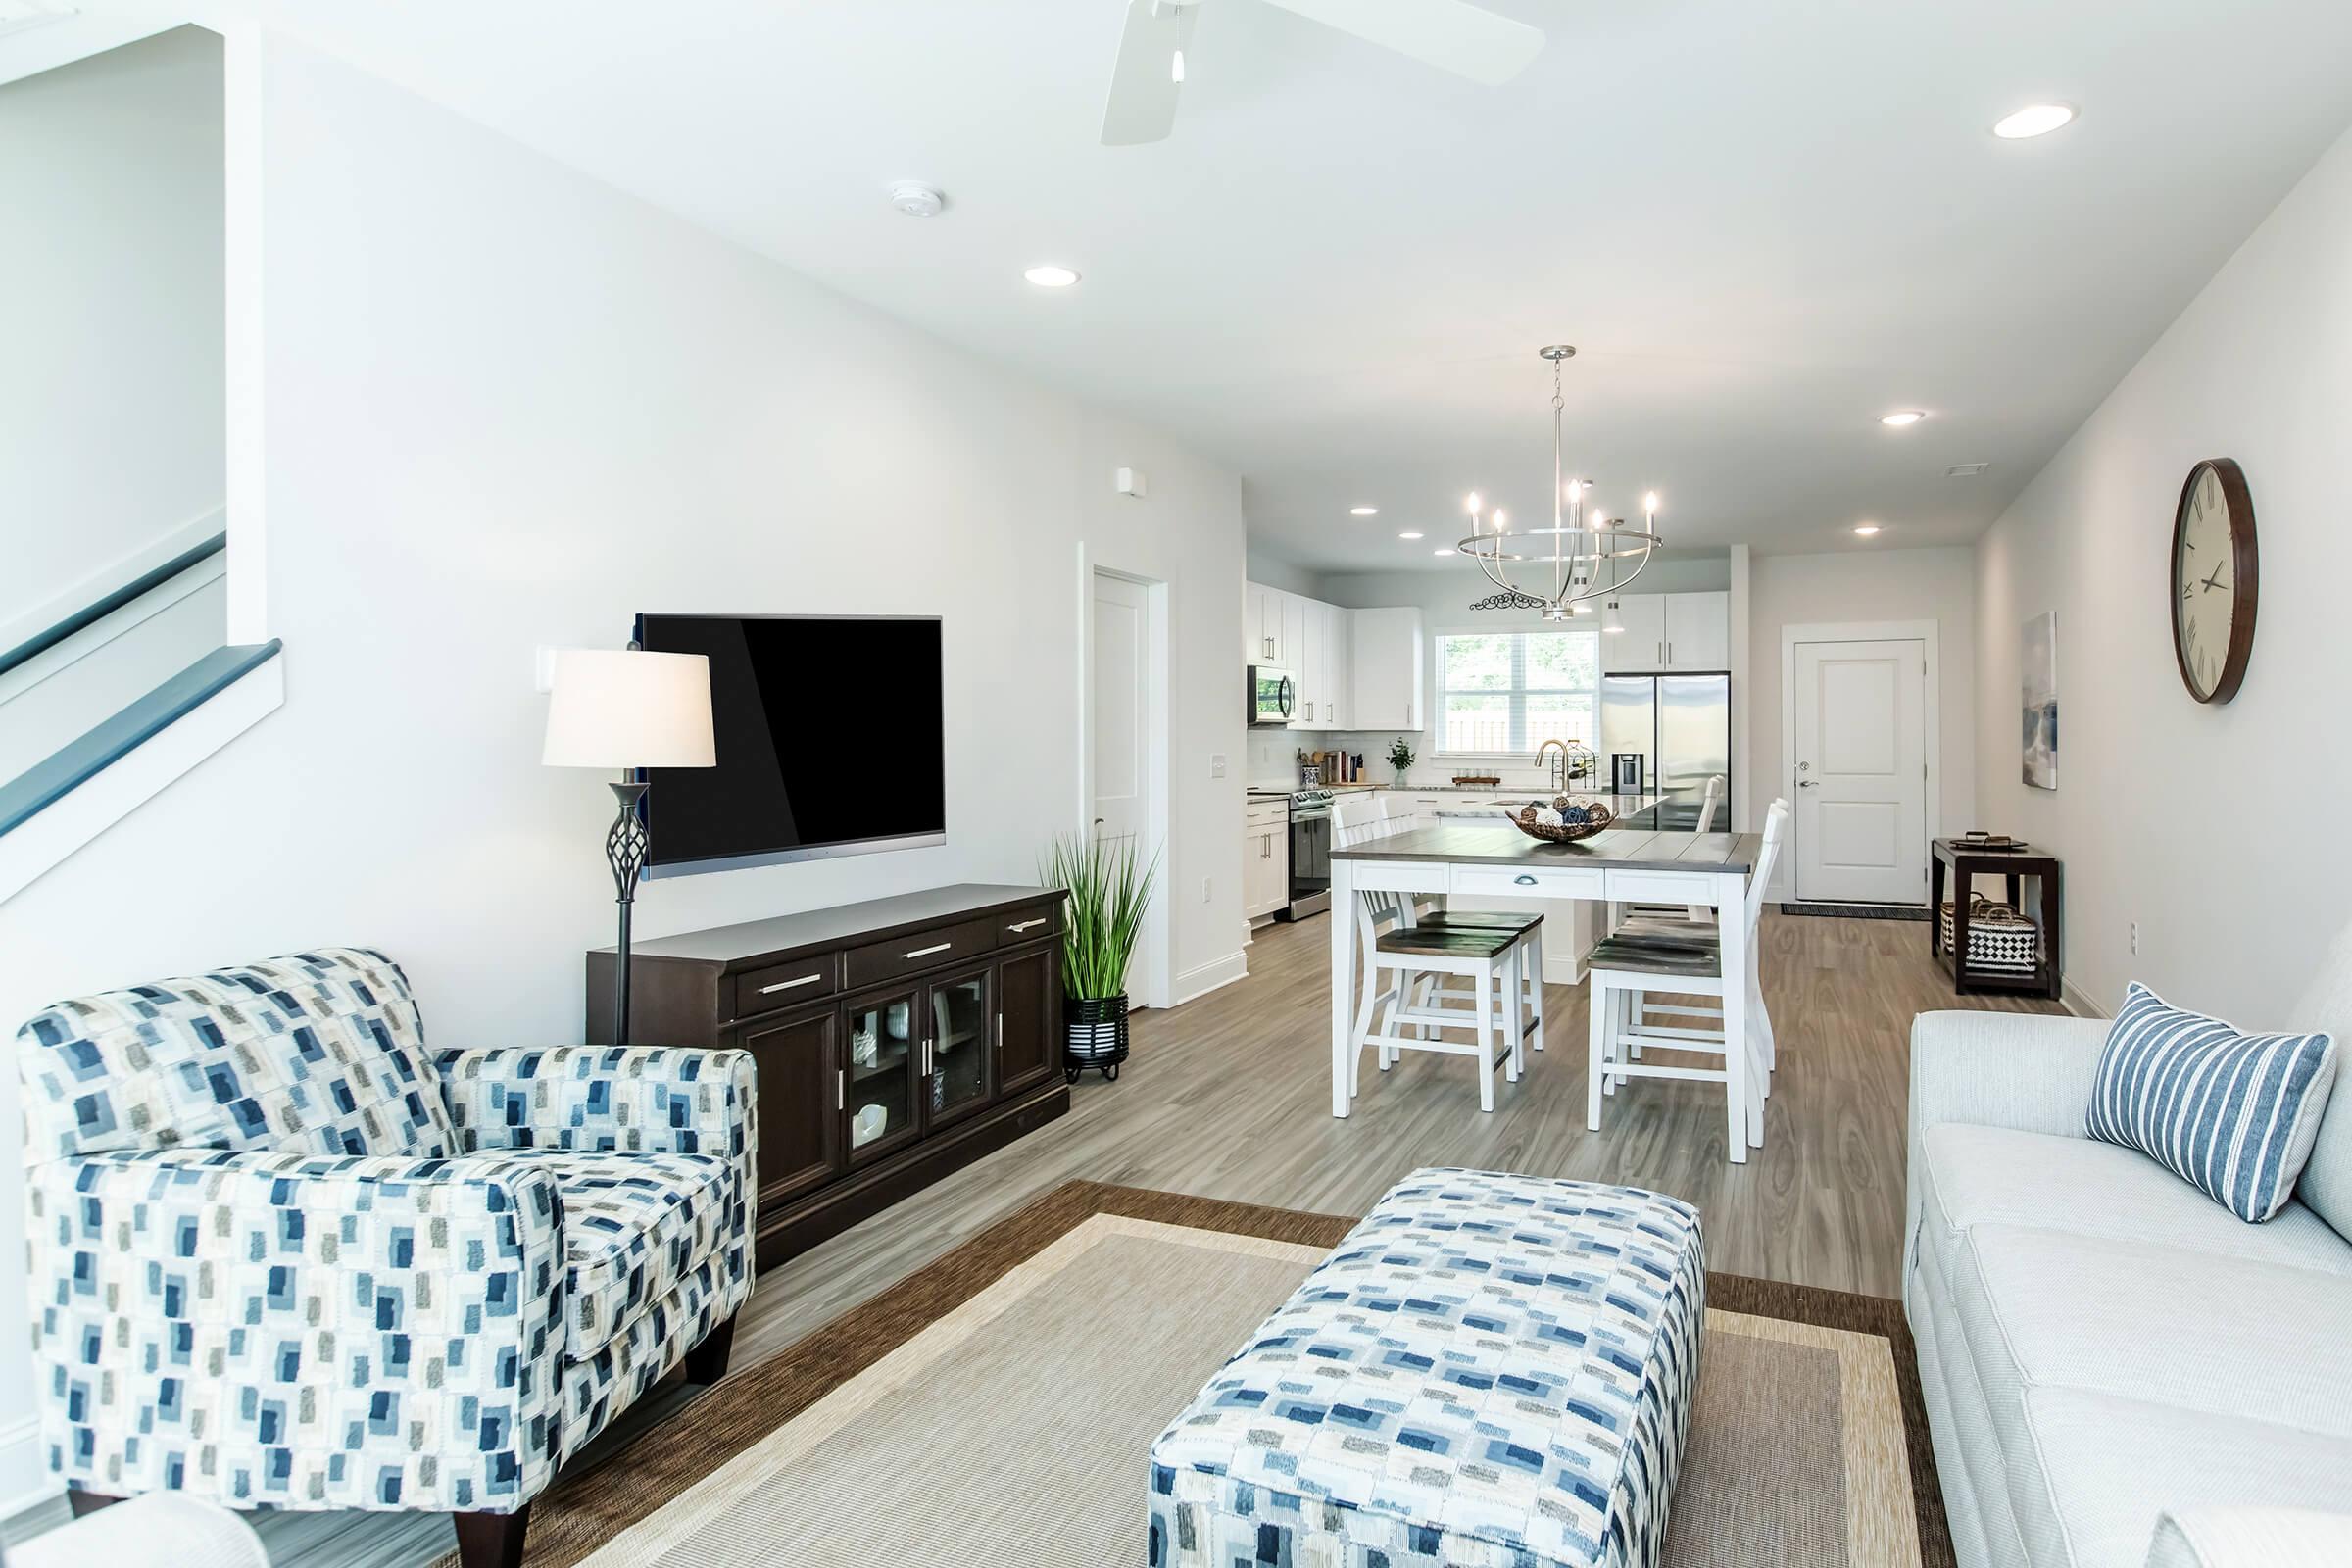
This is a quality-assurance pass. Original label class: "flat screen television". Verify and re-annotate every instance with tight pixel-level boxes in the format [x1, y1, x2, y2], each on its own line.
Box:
[634, 613, 945, 877]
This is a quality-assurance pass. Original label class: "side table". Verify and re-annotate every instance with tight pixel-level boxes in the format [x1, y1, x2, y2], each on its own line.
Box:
[1930, 839, 2063, 1000]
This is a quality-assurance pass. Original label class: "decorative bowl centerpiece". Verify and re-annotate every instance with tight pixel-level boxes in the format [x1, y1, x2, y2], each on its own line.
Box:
[1505, 796, 1615, 845]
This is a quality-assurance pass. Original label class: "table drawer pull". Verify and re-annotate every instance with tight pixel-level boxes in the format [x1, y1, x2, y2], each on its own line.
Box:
[758, 973, 824, 995]
[1005, 918, 1048, 934]
[1513, 874, 1537, 886]
[903, 941, 954, 959]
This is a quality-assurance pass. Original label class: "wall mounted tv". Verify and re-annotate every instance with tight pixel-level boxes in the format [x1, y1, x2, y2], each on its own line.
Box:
[635, 613, 945, 877]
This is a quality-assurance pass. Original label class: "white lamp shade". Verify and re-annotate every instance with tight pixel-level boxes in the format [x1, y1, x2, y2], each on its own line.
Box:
[542, 649, 716, 769]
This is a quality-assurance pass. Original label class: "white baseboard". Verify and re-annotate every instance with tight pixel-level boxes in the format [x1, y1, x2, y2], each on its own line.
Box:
[2061, 976, 2109, 1020]
[0, 1414, 54, 1526]
[1171, 950, 1248, 1005]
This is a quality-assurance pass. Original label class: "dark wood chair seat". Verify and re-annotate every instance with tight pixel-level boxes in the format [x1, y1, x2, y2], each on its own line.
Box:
[1587, 932, 1724, 976]
[1419, 909, 1544, 936]
[1377, 924, 1527, 959]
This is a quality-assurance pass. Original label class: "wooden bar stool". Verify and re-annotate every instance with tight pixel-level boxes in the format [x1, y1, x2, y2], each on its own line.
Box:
[1357, 910, 1537, 1113]
[1584, 799, 1788, 1161]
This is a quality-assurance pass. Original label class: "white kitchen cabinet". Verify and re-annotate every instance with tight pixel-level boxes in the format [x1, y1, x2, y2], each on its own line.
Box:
[1349, 608, 1425, 732]
[1243, 801, 1289, 919]
[1664, 591, 1729, 670]
[1598, 591, 1728, 672]
[1600, 594, 1667, 671]
[1297, 597, 1324, 728]
[1319, 601, 1352, 728]
[1243, 581, 1288, 665]
[1281, 594, 1308, 683]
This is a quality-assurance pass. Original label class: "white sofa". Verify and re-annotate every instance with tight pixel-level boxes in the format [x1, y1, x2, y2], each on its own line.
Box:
[1905, 951, 2352, 1568]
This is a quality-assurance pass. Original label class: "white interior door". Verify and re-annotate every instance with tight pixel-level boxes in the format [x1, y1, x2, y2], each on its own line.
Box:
[1791, 638, 1926, 904]
[1091, 573, 1148, 849]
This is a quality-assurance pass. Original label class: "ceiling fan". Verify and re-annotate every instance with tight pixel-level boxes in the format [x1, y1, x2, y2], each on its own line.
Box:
[1101, 0, 1545, 145]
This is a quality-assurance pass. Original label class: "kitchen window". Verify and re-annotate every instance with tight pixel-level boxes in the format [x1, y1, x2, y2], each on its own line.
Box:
[1434, 629, 1600, 755]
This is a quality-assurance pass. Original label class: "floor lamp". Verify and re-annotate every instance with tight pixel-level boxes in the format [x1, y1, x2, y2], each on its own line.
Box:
[543, 647, 714, 1045]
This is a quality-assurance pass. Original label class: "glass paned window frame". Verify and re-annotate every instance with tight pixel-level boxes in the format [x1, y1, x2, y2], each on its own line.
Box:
[1432, 627, 1600, 756]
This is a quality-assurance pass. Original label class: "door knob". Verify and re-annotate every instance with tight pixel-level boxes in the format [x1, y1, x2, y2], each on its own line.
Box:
[1798, 780, 1819, 789]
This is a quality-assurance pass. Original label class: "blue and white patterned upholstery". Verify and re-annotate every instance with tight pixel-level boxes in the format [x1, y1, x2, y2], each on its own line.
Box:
[1149, 1168, 1704, 1568]
[2087, 983, 2338, 1222]
[16, 951, 757, 1517]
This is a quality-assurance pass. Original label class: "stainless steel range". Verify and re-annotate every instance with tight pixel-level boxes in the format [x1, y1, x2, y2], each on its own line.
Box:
[1276, 788, 1333, 920]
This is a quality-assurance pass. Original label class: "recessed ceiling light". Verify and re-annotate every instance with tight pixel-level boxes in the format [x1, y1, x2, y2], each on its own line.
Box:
[1023, 265, 1080, 288]
[1853, 523, 1883, 537]
[1881, 410, 1926, 427]
[1433, 547, 1455, 557]
[1398, 531, 1424, 540]
[1992, 103, 2078, 140]
[1350, 506, 1378, 515]
[1944, 462, 1990, 478]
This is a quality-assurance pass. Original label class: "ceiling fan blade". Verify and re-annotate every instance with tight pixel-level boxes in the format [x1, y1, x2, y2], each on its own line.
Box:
[1257, 0, 1544, 85]
[1102, 0, 1200, 146]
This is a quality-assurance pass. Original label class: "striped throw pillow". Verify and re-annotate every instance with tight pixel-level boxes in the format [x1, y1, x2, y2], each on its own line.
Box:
[2085, 983, 2337, 1222]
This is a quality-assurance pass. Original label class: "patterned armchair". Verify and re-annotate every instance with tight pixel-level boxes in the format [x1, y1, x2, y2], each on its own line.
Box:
[14, 948, 756, 1568]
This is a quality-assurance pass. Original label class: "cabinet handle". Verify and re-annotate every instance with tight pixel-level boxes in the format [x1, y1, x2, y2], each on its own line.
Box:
[903, 941, 953, 959]
[996, 1013, 1004, 1053]
[1514, 874, 1538, 886]
[836, 1070, 844, 1111]
[759, 973, 823, 995]
[1006, 917, 1047, 934]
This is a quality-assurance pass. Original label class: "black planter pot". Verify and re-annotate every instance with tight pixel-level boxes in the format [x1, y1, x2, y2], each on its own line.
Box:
[1064, 993, 1129, 1083]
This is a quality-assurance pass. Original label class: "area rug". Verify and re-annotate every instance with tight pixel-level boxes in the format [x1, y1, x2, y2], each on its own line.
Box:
[452, 1182, 1949, 1568]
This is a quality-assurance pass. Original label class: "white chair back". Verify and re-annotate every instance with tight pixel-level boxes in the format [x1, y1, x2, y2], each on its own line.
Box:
[1743, 799, 1790, 933]
[1695, 775, 1724, 834]
[1334, 793, 1381, 847]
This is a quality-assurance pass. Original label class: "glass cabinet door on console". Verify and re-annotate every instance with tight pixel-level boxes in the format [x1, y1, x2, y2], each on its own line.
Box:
[841, 988, 923, 1166]
[924, 964, 995, 1129]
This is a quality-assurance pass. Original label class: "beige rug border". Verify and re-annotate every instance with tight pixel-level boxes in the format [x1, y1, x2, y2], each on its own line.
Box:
[575, 1215, 1316, 1568]
[1700, 1305, 1921, 1567]
[581, 1213, 1917, 1568]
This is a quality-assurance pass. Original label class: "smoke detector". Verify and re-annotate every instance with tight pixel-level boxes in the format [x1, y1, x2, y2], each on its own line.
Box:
[889, 181, 945, 218]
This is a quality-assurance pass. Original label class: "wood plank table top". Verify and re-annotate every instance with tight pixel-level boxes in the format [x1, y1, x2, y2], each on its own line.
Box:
[1331, 821, 1763, 873]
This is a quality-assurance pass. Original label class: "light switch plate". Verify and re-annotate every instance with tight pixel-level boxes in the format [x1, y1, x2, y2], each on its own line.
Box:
[534, 646, 558, 693]
[1209, 753, 1227, 778]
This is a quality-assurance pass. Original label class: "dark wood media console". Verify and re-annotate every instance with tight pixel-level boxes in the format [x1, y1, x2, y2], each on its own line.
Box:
[588, 883, 1069, 1269]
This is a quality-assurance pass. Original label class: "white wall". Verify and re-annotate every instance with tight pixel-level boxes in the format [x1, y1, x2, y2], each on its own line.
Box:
[1975, 122, 2352, 1020]
[0, 25, 224, 631]
[1747, 546, 1978, 898]
[0, 31, 1247, 1505]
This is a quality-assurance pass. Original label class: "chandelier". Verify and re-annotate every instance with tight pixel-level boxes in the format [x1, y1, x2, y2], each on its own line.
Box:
[1458, 345, 1662, 621]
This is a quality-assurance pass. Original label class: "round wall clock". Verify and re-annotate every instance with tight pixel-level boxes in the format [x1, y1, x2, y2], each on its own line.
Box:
[2170, 457, 2258, 704]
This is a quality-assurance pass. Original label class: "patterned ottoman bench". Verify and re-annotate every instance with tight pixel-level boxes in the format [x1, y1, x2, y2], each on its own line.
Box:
[1149, 1168, 1705, 1568]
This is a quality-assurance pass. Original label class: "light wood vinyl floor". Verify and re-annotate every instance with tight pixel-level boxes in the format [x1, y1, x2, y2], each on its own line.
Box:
[5, 909, 2063, 1566]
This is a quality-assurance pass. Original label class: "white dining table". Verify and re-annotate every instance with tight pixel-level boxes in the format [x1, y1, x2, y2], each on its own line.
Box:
[1327, 820, 1764, 1121]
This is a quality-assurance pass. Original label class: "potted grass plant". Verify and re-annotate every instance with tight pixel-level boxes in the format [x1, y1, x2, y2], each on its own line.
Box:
[1040, 831, 1160, 1083]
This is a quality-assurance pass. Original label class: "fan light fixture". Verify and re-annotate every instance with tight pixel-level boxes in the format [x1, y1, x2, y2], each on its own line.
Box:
[1880, 410, 1926, 427]
[1456, 346, 1662, 619]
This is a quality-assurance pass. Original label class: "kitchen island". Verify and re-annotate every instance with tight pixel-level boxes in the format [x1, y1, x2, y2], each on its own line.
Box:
[1327, 821, 1763, 1141]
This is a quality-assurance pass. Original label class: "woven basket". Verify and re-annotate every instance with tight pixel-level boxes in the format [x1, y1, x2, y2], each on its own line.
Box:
[1939, 895, 2039, 973]
[1505, 797, 1615, 845]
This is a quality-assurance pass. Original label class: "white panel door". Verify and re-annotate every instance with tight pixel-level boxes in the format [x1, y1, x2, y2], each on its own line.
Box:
[1092, 573, 1149, 848]
[1792, 638, 1926, 904]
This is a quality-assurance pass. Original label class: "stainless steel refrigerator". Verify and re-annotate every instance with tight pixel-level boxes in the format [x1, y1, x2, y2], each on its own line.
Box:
[1600, 672, 1733, 818]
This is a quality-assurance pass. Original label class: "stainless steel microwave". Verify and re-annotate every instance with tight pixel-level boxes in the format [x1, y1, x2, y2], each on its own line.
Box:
[1248, 664, 1296, 727]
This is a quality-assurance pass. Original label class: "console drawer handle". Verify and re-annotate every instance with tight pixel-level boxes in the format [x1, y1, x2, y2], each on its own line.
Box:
[1513, 874, 1538, 886]
[903, 941, 953, 959]
[1005, 918, 1048, 934]
[759, 973, 823, 995]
